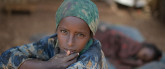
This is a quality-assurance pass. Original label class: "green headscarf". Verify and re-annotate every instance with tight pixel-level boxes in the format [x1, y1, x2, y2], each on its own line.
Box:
[56, 0, 99, 54]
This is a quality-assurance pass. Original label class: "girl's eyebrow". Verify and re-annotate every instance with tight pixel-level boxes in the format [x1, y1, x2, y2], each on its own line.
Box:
[58, 26, 67, 29]
[75, 30, 89, 34]
[58, 26, 88, 34]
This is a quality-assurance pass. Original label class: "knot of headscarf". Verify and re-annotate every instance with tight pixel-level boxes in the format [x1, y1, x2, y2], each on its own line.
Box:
[55, 0, 99, 54]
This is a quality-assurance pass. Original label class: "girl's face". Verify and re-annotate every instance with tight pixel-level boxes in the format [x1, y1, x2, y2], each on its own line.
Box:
[57, 16, 91, 54]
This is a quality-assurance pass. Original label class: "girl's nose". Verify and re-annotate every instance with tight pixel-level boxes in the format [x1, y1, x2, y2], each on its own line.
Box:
[67, 34, 74, 47]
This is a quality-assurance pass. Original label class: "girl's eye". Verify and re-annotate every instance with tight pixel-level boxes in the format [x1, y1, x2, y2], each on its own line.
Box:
[61, 30, 68, 34]
[77, 33, 85, 38]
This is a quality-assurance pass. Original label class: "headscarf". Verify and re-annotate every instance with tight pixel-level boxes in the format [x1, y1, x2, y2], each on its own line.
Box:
[55, 0, 99, 54]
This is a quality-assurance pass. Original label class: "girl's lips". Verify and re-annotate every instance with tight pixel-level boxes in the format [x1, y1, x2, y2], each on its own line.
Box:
[63, 48, 79, 56]
[64, 49, 75, 55]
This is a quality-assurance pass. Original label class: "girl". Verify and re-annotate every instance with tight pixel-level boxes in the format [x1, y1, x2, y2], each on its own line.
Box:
[0, 0, 108, 69]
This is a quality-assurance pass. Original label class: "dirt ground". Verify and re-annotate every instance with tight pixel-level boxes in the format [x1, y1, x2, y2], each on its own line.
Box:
[0, 0, 165, 54]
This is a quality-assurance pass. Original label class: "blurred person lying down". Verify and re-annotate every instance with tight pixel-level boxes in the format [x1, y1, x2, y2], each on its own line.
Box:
[95, 23, 162, 69]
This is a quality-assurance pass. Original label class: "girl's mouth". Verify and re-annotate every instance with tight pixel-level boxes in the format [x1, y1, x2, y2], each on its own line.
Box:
[63, 48, 76, 56]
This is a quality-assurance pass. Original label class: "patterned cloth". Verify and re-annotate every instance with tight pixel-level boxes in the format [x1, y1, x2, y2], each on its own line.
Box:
[0, 34, 109, 69]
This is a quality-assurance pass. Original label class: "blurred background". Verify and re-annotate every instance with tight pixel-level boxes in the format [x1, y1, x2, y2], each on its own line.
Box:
[0, 0, 164, 55]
